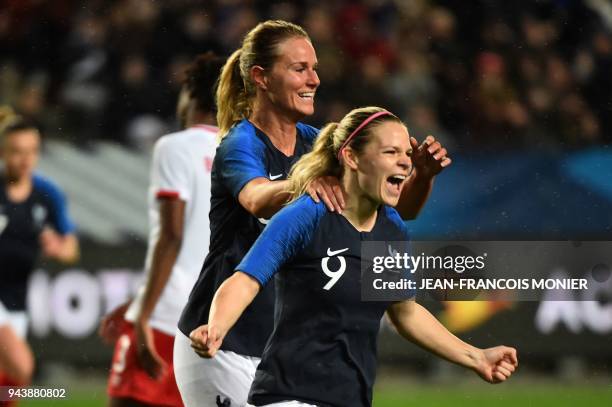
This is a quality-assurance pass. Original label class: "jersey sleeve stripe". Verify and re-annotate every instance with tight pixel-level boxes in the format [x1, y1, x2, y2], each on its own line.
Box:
[156, 190, 181, 199]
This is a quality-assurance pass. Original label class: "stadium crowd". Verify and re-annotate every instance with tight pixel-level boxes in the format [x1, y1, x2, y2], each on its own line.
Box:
[0, 0, 610, 150]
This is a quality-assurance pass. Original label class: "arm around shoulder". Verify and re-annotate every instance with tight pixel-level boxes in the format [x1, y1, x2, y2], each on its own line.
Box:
[238, 177, 291, 219]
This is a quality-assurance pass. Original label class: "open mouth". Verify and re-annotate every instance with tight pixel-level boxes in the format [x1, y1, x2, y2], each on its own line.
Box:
[298, 92, 315, 101]
[386, 174, 407, 195]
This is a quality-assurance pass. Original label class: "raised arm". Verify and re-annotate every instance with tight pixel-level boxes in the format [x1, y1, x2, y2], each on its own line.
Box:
[395, 135, 451, 220]
[386, 300, 517, 383]
[189, 272, 260, 358]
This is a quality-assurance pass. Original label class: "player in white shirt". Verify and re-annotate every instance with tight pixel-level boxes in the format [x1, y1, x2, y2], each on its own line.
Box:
[104, 52, 224, 407]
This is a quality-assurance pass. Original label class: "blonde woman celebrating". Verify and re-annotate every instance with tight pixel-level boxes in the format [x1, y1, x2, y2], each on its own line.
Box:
[190, 107, 517, 407]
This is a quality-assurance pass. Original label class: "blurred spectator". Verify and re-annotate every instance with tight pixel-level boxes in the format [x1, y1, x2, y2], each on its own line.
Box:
[468, 51, 529, 146]
[60, 13, 112, 146]
[105, 54, 166, 145]
[0, 0, 609, 149]
[386, 49, 438, 114]
[584, 30, 612, 142]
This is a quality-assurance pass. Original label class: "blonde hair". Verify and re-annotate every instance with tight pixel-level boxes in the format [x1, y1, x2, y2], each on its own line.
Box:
[288, 106, 403, 201]
[0, 105, 18, 127]
[0, 106, 20, 144]
[216, 20, 310, 137]
[0, 106, 39, 146]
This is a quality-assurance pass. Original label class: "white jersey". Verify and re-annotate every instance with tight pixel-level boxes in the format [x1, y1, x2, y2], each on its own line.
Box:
[125, 125, 217, 335]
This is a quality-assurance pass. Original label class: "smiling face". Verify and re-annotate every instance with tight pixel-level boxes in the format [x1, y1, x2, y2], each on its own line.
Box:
[262, 36, 320, 120]
[349, 121, 413, 207]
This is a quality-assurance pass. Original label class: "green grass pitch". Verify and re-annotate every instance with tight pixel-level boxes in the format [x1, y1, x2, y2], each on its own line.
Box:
[17, 376, 612, 406]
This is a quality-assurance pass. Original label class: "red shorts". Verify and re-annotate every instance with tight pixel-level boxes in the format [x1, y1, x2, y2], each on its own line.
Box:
[0, 372, 21, 407]
[107, 323, 183, 406]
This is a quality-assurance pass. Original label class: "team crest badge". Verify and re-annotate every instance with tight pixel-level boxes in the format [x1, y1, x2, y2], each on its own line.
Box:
[32, 204, 47, 227]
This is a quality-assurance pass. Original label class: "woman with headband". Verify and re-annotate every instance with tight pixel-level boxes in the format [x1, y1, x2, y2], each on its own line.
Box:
[190, 107, 517, 407]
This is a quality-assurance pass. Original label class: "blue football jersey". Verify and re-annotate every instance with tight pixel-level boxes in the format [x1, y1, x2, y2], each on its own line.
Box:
[178, 119, 319, 357]
[0, 173, 76, 311]
[238, 196, 414, 407]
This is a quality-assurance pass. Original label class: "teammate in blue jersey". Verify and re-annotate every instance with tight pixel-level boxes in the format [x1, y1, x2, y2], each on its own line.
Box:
[0, 107, 79, 394]
[174, 21, 332, 407]
[176, 20, 452, 406]
[191, 107, 518, 407]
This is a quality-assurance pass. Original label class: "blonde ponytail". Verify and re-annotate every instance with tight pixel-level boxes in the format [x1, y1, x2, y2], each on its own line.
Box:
[216, 50, 251, 138]
[0, 105, 17, 127]
[0, 106, 19, 143]
[288, 122, 341, 201]
[0, 106, 40, 146]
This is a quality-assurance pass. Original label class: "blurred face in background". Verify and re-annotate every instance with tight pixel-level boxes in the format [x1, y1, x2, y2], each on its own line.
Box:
[262, 36, 320, 121]
[1, 129, 41, 181]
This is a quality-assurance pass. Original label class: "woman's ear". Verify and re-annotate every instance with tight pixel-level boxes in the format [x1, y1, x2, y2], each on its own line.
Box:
[342, 148, 359, 171]
[250, 65, 267, 91]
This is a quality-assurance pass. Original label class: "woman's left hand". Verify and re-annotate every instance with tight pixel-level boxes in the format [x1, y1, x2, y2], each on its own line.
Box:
[410, 135, 452, 180]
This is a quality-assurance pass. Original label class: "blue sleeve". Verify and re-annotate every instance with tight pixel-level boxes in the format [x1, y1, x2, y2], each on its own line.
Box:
[218, 122, 268, 198]
[34, 175, 76, 235]
[384, 206, 411, 241]
[296, 122, 319, 144]
[237, 196, 324, 285]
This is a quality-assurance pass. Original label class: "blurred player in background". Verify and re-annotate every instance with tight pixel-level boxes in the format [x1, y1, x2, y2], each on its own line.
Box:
[176, 20, 451, 407]
[0, 107, 79, 405]
[103, 53, 224, 407]
[191, 107, 518, 406]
